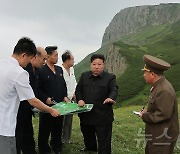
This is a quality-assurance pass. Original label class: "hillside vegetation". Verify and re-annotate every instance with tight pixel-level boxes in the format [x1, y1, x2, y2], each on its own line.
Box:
[116, 20, 180, 105]
[75, 20, 180, 106]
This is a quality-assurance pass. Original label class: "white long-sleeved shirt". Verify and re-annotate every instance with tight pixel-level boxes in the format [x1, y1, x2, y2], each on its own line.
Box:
[62, 65, 77, 100]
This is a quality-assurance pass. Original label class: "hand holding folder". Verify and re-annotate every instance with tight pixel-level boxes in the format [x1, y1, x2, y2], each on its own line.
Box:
[51, 102, 93, 115]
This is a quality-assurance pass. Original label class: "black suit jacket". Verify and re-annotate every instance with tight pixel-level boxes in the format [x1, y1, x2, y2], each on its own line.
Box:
[17, 63, 39, 130]
[38, 64, 67, 105]
[75, 71, 118, 125]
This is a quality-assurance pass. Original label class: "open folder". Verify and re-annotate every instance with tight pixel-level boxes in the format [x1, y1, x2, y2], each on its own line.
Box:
[52, 102, 94, 115]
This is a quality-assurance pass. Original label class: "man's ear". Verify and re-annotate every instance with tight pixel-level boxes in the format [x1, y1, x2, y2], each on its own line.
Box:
[151, 72, 157, 78]
[22, 53, 26, 58]
[34, 55, 37, 59]
[46, 55, 50, 59]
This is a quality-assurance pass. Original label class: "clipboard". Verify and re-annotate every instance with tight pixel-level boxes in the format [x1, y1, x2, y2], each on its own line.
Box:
[52, 102, 93, 115]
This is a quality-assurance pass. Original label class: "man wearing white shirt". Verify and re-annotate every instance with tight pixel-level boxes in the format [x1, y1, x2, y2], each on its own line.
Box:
[61, 50, 77, 143]
[0, 37, 59, 154]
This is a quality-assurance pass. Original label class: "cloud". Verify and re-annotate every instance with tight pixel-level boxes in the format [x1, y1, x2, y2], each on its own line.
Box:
[0, 0, 179, 64]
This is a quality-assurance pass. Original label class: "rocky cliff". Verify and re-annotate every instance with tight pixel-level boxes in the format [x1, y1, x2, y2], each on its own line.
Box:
[102, 3, 180, 46]
[104, 45, 127, 76]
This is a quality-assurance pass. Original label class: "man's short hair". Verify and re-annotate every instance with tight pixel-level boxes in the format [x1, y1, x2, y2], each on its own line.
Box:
[13, 37, 37, 56]
[90, 54, 105, 63]
[62, 50, 71, 62]
[45, 46, 57, 55]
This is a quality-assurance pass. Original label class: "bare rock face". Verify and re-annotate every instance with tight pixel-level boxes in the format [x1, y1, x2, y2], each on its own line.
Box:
[102, 3, 180, 46]
[104, 45, 127, 77]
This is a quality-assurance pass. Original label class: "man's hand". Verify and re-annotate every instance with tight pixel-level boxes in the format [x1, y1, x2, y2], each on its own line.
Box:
[139, 109, 147, 118]
[103, 98, 116, 104]
[50, 108, 60, 117]
[46, 97, 53, 105]
[78, 100, 85, 107]
[64, 97, 69, 103]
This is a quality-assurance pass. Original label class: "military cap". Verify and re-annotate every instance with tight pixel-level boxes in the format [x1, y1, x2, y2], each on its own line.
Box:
[142, 55, 171, 74]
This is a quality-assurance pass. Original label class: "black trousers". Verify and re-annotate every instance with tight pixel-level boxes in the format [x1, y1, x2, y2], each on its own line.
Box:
[38, 113, 63, 154]
[80, 122, 112, 154]
[15, 103, 36, 154]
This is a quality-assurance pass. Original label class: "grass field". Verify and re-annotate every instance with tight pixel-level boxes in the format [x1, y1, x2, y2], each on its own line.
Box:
[33, 100, 180, 154]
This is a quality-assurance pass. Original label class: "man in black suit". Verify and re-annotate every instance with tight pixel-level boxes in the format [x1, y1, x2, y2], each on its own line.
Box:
[15, 47, 47, 154]
[75, 54, 118, 154]
[38, 46, 68, 154]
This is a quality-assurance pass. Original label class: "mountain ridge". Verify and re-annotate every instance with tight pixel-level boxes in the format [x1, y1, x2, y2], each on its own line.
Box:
[74, 3, 180, 105]
[102, 3, 180, 46]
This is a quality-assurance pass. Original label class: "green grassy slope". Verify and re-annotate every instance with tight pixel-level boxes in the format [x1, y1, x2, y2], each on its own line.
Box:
[121, 24, 172, 45]
[33, 97, 180, 154]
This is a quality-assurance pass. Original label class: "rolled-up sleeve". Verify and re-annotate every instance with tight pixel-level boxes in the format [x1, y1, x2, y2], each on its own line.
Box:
[15, 71, 35, 101]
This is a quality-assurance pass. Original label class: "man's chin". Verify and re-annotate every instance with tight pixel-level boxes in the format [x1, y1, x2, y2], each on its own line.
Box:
[93, 72, 100, 76]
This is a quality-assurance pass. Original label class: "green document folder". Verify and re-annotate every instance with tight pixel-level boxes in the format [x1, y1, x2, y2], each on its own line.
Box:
[52, 102, 93, 115]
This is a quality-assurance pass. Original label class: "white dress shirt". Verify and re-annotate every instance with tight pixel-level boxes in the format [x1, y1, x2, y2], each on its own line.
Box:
[0, 57, 35, 136]
[62, 65, 77, 100]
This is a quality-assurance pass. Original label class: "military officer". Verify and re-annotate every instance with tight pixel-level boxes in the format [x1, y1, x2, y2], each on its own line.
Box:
[139, 55, 179, 154]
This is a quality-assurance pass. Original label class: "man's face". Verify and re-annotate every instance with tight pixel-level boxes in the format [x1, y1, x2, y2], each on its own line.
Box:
[36, 52, 47, 68]
[67, 55, 75, 67]
[143, 71, 153, 84]
[20, 53, 34, 67]
[47, 50, 58, 64]
[90, 58, 105, 76]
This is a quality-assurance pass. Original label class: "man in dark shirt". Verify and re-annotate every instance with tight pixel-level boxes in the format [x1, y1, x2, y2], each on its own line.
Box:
[38, 46, 68, 154]
[75, 54, 118, 154]
[15, 47, 47, 154]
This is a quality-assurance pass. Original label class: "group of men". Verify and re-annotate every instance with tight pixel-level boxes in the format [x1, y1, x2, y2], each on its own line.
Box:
[14, 40, 77, 154]
[0, 37, 118, 154]
[0, 37, 179, 154]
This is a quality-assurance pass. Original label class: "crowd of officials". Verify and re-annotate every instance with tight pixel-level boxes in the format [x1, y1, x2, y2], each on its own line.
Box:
[0, 37, 179, 154]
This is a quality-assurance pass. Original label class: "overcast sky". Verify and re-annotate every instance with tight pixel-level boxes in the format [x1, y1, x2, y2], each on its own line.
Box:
[0, 0, 179, 64]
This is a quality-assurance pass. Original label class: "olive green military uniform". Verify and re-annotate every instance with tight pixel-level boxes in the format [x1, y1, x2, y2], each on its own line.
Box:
[142, 55, 179, 154]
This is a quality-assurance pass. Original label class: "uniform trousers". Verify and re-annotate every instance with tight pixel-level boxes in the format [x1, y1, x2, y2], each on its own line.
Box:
[38, 112, 63, 154]
[145, 141, 176, 154]
[80, 122, 112, 154]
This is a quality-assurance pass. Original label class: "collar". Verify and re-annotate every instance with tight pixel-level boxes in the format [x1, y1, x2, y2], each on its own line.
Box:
[88, 71, 104, 79]
[10, 57, 19, 66]
[25, 63, 37, 74]
[150, 76, 165, 92]
[26, 62, 33, 69]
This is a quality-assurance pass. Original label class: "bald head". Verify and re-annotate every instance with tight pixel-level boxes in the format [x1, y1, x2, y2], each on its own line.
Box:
[36, 47, 47, 56]
[31, 47, 47, 68]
